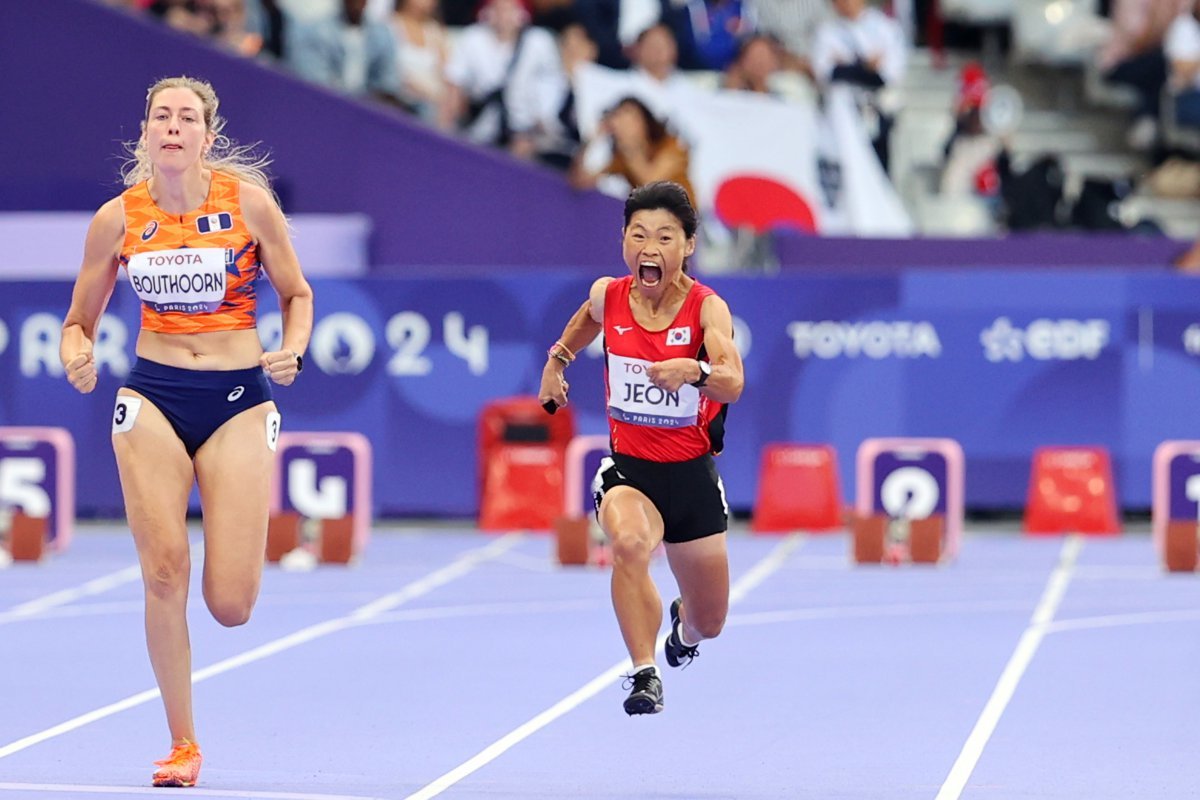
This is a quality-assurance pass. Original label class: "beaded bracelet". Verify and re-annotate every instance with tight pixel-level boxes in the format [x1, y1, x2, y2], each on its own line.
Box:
[548, 340, 575, 367]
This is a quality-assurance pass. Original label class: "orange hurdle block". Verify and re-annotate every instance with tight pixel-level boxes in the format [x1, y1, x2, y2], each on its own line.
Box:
[266, 512, 301, 562]
[909, 515, 945, 564]
[1164, 521, 1199, 573]
[318, 516, 355, 564]
[8, 511, 48, 562]
[851, 514, 887, 564]
[554, 516, 591, 566]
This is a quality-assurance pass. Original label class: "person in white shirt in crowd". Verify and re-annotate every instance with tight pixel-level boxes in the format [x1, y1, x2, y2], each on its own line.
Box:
[744, 0, 830, 76]
[389, 0, 449, 120]
[1096, 0, 1189, 150]
[520, 21, 601, 169]
[811, 0, 907, 173]
[1165, 1, 1200, 128]
[285, 0, 403, 102]
[439, 0, 565, 153]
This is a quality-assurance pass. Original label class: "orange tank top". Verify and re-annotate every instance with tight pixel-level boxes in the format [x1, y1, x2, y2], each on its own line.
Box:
[118, 171, 262, 334]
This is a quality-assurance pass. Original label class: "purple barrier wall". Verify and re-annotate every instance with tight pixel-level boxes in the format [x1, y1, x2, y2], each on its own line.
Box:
[774, 232, 1190, 269]
[0, 0, 621, 270]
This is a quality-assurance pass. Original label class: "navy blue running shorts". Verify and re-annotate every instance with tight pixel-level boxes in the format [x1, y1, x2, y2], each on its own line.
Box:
[118, 357, 274, 457]
[592, 451, 729, 544]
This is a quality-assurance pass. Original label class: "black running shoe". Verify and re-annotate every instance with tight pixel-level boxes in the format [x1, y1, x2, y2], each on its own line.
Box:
[664, 597, 700, 668]
[622, 667, 664, 715]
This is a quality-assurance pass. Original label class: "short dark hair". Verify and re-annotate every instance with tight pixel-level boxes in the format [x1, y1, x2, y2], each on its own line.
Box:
[623, 181, 698, 239]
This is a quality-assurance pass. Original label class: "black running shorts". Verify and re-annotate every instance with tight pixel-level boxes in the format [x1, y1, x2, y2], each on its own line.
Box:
[592, 451, 729, 544]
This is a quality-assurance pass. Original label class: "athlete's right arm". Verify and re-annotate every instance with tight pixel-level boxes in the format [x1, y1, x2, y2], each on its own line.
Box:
[537, 277, 611, 411]
[61, 199, 123, 394]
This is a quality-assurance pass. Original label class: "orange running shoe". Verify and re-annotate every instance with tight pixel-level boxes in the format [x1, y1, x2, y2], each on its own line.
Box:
[151, 740, 202, 787]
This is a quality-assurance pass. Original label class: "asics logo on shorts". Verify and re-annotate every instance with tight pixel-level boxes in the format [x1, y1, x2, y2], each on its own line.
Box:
[227, 386, 245, 402]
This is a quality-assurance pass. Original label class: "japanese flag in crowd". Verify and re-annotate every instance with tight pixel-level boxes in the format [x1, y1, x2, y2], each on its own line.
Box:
[673, 87, 825, 234]
[572, 65, 912, 237]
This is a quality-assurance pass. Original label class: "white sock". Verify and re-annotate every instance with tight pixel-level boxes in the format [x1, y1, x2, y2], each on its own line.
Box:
[632, 663, 659, 677]
[679, 624, 698, 648]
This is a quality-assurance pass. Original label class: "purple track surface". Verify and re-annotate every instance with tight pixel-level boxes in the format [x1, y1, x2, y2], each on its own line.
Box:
[0, 524, 1197, 800]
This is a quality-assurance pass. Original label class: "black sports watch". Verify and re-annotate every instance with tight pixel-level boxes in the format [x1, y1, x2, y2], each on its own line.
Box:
[293, 352, 304, 373]
[690, 360, 711, 388]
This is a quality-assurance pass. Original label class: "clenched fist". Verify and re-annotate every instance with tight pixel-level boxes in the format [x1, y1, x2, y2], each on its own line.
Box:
[260, 349, 301, 386]
[64, 351, 98, 394]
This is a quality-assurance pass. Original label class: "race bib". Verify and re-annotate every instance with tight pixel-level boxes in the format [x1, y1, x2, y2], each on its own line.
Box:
[112, 396, 142, 434]
[265, 411, 281, 452]
[127, 247, 227, 314]
[607, 353, 699, 428]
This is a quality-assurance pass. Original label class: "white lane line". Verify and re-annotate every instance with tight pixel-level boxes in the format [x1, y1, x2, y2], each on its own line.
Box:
[0, 534, 522, 761]
[402, 533, 807, 800]
[934, 534, 1083, 800]
[1, 539, 207, 626]
[729, 599, 1033, 626]
[0, 783, 386, 800]
[1045, 607, 1200, 634]
[0, 565, 142, 625]
[354, 598, 603, 626]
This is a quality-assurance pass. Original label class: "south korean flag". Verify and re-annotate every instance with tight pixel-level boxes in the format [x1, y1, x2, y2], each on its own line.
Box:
[666, 326, 692, 346]
[196, 212, 233, 234]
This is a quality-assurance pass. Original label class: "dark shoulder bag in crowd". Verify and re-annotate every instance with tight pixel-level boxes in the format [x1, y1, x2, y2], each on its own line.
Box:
[461, 27, 528, 146]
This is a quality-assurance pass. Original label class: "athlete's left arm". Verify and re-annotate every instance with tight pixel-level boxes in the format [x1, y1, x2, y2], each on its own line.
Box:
[695, 294, 744, 404]
[242, 182, 314, 386]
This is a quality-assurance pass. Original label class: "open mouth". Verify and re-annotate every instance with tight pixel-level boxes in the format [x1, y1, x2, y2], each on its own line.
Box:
[638, 262, 663, 286]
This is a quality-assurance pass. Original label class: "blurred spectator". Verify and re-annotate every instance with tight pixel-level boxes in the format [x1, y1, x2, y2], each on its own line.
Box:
[440, 0, 565, 152]
[676, 0, 750, 70]
[569, 96, 696, 205]
[574, 0, 630, 68]
[939, 62, 1002, 197]
[149, 0, 213, 35]
[529, 0, 580, 30]
[630, 22, 690, 87]
[246, 0, 287, 59]
[722, 32, 784, 92]
[390, 0, 449, 120]
[1166, 2, 1200, 128]
[1095, 0, 1187, 150]
[286, 0, 402, 101]
[440, 0, 482, 25]
[744, 0, 829, 74]
[1174, 235, 1200, 269]
[811, 0, 907, 172]
[521, 22, 601, 168]
[997, 152, 1067, 230]
[210, 0, 264, 55]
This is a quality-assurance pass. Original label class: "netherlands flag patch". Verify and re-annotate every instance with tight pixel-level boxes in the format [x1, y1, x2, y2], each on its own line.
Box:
[196, 212, 233, 234]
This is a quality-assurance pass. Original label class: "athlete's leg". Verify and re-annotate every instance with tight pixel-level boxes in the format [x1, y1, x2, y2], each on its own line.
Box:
[193, 402, 278, 627]
[111, 390, 197, 745]
[598, 485, 666, 667]
[664, 533, 730, 644]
